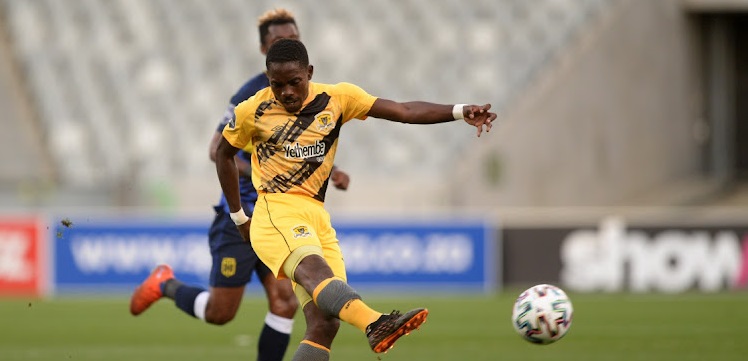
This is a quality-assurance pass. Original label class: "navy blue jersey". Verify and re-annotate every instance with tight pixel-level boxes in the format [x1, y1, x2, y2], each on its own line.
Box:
[215, 72, 269, 215]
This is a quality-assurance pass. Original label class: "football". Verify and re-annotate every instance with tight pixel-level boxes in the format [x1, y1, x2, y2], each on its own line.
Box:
[511, 284, 573, 344]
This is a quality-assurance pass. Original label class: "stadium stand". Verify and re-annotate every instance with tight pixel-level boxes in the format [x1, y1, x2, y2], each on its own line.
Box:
[0, 0, 616, 209]
[0, 3, 53, 187]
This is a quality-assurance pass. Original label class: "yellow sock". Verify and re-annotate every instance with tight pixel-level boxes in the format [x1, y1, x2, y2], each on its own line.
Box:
[311, 277, 382, 332]
[338, 299, 382, 332]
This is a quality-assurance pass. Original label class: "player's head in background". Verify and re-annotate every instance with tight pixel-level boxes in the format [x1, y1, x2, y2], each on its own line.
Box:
[258, 8, 299, 55]
[265, 38, 312, 114]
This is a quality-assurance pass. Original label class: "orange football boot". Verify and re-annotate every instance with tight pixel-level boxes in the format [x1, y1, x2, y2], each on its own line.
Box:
[129, 264, 174, 316]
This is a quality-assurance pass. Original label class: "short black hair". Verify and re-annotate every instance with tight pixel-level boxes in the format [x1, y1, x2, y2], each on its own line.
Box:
[265, 38, 309, 68]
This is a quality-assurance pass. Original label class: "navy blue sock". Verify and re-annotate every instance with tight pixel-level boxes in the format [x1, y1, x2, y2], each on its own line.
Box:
[258, 323, 291, 361]
[173, 285, 206, 318]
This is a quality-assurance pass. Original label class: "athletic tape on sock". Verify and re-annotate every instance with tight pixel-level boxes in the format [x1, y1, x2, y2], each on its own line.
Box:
[290, 341, 330, 361]
[314, 279, 361, 317]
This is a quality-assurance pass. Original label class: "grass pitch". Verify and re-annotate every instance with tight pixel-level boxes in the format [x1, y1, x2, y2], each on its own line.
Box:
[0, 291, 746, 361]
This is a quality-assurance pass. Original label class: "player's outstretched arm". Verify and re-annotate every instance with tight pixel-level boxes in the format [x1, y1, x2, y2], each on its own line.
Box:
[215, 136, 251, 240]
[367, 99, 496, 137]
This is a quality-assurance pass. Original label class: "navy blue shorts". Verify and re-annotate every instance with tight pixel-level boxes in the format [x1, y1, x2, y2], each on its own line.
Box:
[208, 208, 272, 288]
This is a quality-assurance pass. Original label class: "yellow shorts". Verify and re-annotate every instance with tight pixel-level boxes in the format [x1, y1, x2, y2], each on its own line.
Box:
[251, 192, 347, 281]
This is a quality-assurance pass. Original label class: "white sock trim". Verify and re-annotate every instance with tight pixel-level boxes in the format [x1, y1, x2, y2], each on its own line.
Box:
[194, 291, 210, 321]
[265, 312, 294, 334]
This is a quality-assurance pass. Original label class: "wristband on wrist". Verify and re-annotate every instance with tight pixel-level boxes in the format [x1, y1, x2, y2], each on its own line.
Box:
[230, 208, 250, 225]
[452, 104, 467, 120]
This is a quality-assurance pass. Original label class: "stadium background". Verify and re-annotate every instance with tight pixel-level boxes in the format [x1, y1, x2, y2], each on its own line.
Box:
[1, 0, 747, 360]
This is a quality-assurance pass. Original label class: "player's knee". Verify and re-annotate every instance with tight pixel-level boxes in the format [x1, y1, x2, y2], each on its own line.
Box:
[204, 307, 238, 325]
[265, 277, 299, 318]
[269, 296, 299, 319]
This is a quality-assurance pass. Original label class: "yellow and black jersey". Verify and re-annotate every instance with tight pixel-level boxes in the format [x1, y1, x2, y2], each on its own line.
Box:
[223, 82, 377, 202]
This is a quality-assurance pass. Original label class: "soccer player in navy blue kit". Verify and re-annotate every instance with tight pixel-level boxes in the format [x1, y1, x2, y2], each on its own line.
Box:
[129, 9, 350, 361]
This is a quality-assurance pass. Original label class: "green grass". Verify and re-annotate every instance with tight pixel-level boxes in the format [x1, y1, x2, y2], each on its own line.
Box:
[1, 291, 747, 361]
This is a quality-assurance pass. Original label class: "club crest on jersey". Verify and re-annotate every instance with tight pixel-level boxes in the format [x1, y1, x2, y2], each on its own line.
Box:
[221, 257, 237, 277]
[292, 225, 311, 238]
[315, 111, 335, 131]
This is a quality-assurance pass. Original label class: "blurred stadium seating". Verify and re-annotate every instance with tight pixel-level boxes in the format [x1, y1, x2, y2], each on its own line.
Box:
[0, 0, 616, 210]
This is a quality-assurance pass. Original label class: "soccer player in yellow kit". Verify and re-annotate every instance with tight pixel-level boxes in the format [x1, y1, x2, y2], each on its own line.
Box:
[216, 38, 495, 360]
[130, 10, 349, 361]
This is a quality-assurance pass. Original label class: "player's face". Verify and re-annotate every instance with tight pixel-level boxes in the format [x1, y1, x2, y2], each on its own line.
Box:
[261, 23, 300, 54]
[267, 61, 313, 114]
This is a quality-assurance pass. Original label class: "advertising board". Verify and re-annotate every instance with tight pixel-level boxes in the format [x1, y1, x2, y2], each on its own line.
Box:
[52, 217, 496, 294]
[502, 217, 748, 292]
[0, 216, 46, 297]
